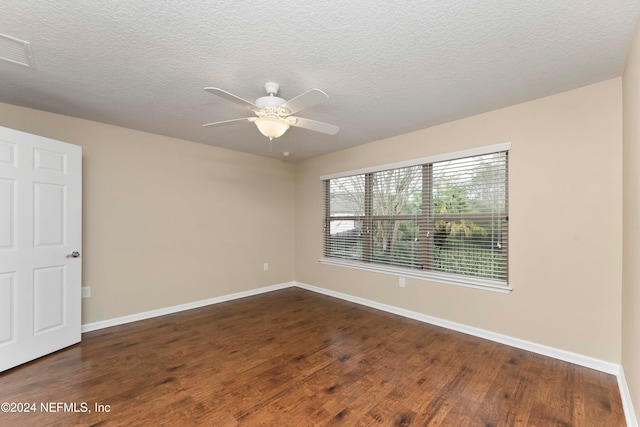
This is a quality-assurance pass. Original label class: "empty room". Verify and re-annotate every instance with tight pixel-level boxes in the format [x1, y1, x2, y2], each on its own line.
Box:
[1, 1, 640, 426]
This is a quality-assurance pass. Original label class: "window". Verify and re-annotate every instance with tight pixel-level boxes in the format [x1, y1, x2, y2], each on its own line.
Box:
[321, 143, 510, 291]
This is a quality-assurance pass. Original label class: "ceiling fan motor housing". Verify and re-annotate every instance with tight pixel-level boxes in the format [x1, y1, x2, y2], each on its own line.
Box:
[256, 82, 289, 116]
[255, 81, 289, 114]
[255, 95, 287, 109]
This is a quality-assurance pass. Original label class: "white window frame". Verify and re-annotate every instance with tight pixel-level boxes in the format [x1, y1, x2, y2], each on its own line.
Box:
[319, 142, 512, 293]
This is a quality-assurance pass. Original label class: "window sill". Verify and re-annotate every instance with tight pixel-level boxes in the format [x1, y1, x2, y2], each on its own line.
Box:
[318, 257, 512, 294]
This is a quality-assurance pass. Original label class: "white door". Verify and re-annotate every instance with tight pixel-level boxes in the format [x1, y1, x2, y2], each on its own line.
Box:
[0, 125, 82, 372]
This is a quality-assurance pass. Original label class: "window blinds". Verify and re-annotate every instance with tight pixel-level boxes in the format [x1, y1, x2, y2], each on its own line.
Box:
[323, 149, 508, 284]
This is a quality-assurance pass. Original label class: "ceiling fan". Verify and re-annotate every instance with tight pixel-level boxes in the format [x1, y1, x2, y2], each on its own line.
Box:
[203, 82, 339, 140]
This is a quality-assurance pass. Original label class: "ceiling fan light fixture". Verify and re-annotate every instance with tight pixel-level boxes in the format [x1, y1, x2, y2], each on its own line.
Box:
[254, 117, 289, 139]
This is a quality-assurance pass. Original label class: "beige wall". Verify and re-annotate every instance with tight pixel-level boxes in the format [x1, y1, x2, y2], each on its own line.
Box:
[623, 13, 640, 422]
[0, 102, 296, 324]
[295, 79, 623, 362]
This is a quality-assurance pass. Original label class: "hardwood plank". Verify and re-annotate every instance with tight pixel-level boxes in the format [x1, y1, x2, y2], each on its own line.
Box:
[0, 288, 626, 426]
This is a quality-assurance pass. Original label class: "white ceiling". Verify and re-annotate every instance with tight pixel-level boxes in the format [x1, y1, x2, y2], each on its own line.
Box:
[1, 1, 639, 161]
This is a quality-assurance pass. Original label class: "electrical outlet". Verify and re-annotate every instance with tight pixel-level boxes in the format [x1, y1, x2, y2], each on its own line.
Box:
[263, 262, 269, 271]
[399, 277, 405, 288]
[82, 286, 91, 298]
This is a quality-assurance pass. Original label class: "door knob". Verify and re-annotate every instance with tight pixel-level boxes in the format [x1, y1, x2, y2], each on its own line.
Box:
[70, 251, 80, 258]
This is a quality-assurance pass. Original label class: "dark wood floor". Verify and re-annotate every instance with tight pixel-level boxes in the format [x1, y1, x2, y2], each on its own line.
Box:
[0, 288, 626, 426]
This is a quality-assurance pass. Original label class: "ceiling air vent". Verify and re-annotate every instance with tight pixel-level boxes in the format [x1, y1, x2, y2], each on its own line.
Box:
[0, 33, 35, 68]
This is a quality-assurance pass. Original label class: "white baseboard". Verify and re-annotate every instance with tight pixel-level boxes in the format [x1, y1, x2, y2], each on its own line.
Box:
[618, 366, 639, 427]
[81, 282, 295, 333]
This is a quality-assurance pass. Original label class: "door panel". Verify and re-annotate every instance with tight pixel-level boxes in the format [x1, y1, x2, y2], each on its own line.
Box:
[0, 272, 14, 344]
[0, 179, 14, 249]
[0, 126, 81, 372]
[34, 183, 66, 247]
[34, 148, 66, 173]
[33, 266, 65, 334]
[0, 141, 15, 165]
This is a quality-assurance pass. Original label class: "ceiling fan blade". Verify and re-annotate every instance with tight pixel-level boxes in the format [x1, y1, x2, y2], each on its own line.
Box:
[202, 117, 256, 127]
[204, 87, 257, 110]
[280, 89, 329, 114]
[289, 117, 339, 135]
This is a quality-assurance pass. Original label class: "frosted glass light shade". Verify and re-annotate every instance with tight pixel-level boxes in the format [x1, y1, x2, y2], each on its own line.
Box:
[255, 117, 289, 139]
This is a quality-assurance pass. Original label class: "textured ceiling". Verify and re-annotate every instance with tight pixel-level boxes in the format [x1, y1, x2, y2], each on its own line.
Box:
[1, 1, 639, 161]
